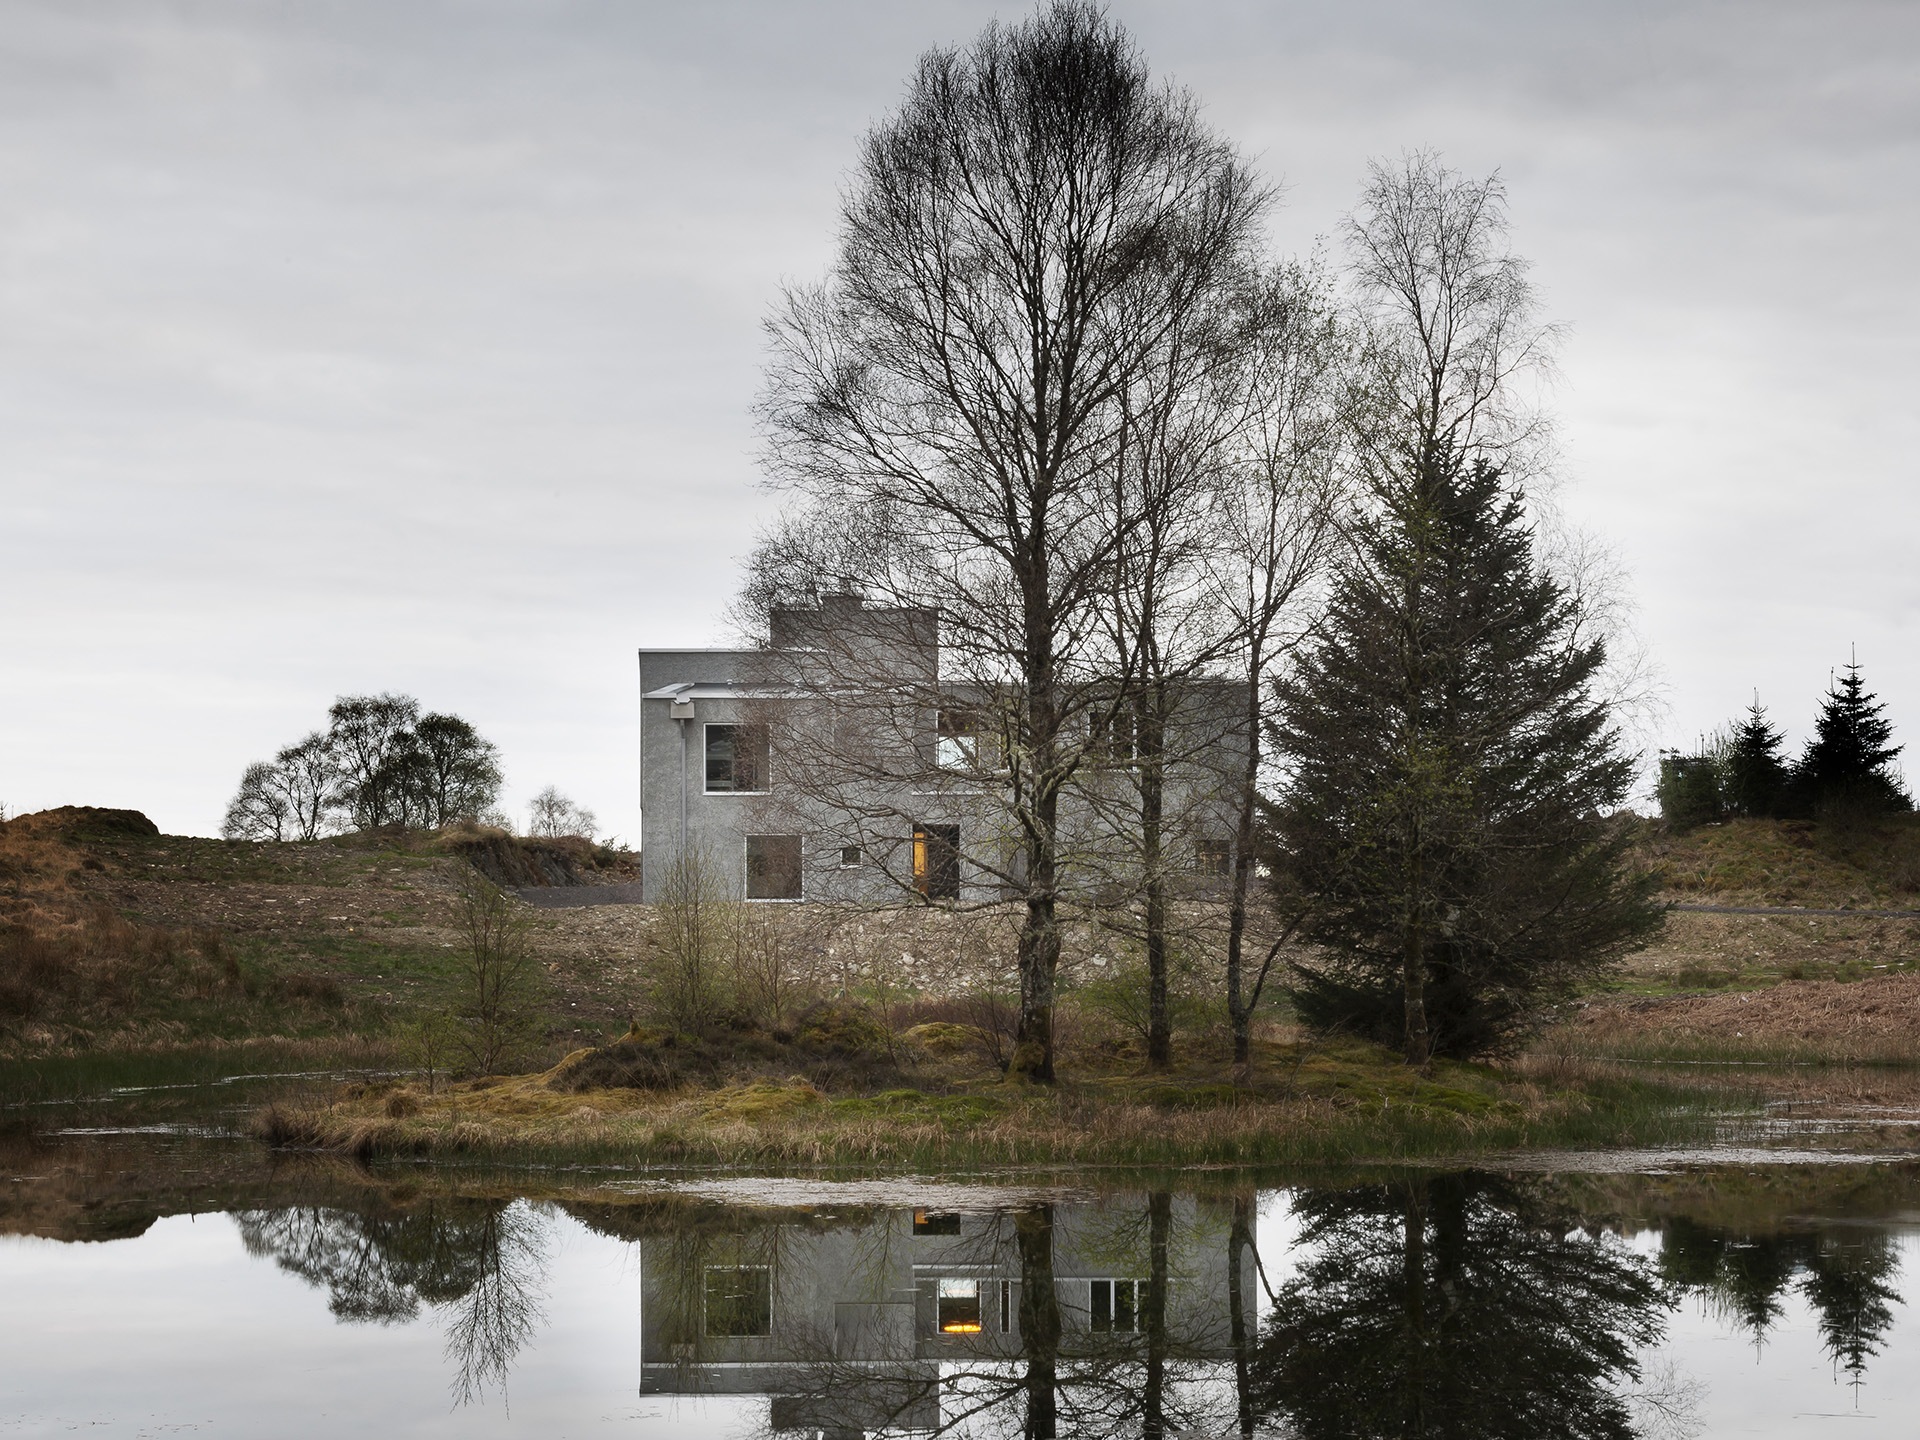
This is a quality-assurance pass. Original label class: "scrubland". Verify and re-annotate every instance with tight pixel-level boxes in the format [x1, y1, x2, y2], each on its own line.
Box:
[7, 805, 1920, 1168]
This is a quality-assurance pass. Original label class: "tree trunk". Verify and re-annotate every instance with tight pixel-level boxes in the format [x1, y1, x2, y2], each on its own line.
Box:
[1402, 916, 1430, 1068]
[1225, 661, 1263, 1071]
[1012, 563, 1062, 1083]
[1143, 1189, 1172, 1439]
[1141, 691, 1171, 1070]
[1228, 1192, 1256, 1440]
[1016, 1206, 1060, 1440]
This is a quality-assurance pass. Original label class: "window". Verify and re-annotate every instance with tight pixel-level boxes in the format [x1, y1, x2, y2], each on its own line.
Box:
[705, 1266, 772, 1337]
[840, 844, 862, 869]
[936, 1278, 983, 1335]
[1088, 707, 1137, 764]
[911, 822, 960, 900]
[745, 835, 802, 900]
[1195, 838, 1233, 877]
[936, 707, 996, 771]
[1000, 1279, 1013, 1332]
[1089, 1279, 1143, 1333]
[705, 723, 769, 793]
[913, 1209, 962, 1236]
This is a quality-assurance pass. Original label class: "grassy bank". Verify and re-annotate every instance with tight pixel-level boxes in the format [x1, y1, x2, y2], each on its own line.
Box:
[255, 1039, 1737, 1172]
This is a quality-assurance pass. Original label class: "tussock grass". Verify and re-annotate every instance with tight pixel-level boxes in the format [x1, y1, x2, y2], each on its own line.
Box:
[255, 1041, 1730, 1172]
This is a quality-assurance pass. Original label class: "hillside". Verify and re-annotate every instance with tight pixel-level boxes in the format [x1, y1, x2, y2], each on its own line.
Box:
[0, 807, 644, 1059]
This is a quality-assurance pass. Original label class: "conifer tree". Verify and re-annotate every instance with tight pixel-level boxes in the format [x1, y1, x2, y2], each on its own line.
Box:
[1792, 659, 1909, 815]
[1267, 445, 1663, 1063]
[1723, 697, 1790, 818]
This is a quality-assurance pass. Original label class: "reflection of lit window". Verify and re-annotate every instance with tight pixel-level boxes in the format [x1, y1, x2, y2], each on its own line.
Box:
[937, 1278, 983, 1334]
[913, 1209, 962, 1235]
[705, 1266, 772, 1337]
[1090, 1279, 1142, 1334]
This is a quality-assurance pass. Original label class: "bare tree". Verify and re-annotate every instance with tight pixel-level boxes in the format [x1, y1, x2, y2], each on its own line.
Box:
[222, 761, 295, 842]
[275, 731, 338, 840]
[327, 693, 422, 830]
[526, 785, 595, 840]
[755, 1, 1267, 1081]
[452, 867, 541, 1074]
[413, 713, 503, 826]
[1210, 260, 1352, 1070]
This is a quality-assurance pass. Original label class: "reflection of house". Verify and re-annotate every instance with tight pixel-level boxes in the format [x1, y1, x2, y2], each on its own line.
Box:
[637, 1196, 1250, 1431]
[637, 595, 1244, 903]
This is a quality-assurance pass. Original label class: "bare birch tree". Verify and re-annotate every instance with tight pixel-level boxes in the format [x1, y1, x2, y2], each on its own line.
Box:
[754, 1, 1267, 1081]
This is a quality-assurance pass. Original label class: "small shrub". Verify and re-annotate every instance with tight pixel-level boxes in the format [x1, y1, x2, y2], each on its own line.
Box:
[282, 972, 347, 1007]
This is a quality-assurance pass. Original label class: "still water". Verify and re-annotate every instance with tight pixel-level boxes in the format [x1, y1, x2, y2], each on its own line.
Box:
[3, 1078, 1919, 1437]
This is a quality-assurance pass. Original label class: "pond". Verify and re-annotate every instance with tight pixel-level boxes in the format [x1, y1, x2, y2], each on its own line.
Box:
[3, 1066, 1919, 1437]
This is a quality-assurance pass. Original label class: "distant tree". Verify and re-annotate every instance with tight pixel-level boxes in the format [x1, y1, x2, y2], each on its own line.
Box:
[526, 786, 595, 840]
[326, 693, 423, 829]
[222, 761, 296, 842]
[411, 713, 503, 826]
[224, 696, 503, 841]
[1655, 738, 1726, 830]
[1269, 445, 1663, 1063]
[275, 732, 338, 840]
[1791, 658, 1909, 816]
[1724, 697, 1790, 818]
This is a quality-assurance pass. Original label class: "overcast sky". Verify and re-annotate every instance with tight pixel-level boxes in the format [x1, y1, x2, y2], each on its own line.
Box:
[3, 0, 1916, 840]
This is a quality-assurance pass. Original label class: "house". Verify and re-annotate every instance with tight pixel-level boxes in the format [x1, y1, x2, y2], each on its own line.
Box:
[636, 1193, 1255, 1432]
[637, 595, 1246, 905]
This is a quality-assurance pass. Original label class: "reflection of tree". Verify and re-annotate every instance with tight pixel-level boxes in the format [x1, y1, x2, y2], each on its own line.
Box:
[233, 1198, 549, 1404]
[1250, 1174, 1669, 1440]
[1661, 1218, 1898, 1386]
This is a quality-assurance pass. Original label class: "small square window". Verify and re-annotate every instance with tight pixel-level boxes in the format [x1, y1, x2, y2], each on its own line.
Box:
[746, 835, 802, 900]
[705, 723, 770, 793]
[705, 1266, 772, 1337]
[840, 844, 862, 868]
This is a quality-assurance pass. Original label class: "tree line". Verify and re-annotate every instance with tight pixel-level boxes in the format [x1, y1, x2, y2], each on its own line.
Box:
[742, 1, 1655, 1076]
[1659, 659, 1909, 828]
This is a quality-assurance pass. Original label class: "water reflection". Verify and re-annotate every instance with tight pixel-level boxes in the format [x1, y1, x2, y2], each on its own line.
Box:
[1249, 1175, 1669, 1440]
[6, 1144, 1919, 1438]
[1661, 1214, 1900, 1385]
[235, 1198, 549, 1403]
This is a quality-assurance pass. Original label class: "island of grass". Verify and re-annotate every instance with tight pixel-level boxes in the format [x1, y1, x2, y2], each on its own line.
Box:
[257, 1008, 1735, 1171]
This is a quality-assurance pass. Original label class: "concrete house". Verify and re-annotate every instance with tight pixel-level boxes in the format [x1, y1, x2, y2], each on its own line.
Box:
[636, 1193, 1254, 1430]
[638, 595, 1246, 905]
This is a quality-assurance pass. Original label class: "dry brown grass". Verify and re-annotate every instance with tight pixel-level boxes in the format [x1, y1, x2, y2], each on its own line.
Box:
[1542, 969, 1920, 1064]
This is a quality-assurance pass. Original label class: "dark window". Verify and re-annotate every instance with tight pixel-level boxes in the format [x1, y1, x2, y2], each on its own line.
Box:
[746, 835, 802, 900]
[705, 723, 769, 793]
[1000, 1279, 1013, 1333]
[705, 1266, 772, 1337]
[839, 844, 862, 868]
[1090, 1279, 1142, 1334]
[912, 822, 960, 900]
[913, 1209, 962, 1236]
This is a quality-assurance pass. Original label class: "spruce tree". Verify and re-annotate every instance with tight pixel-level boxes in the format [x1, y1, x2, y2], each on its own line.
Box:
[1723, 697, 1790, 818]
[1267, 445, 1663, 1063]
[1793, 659, 1909, 814]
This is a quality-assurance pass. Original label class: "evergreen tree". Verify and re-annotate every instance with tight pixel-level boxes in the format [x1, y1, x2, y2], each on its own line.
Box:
[1792, 659, 1909, 815]
[1268, 444, 1664, 1063]
[1723, 696, 1790, 818]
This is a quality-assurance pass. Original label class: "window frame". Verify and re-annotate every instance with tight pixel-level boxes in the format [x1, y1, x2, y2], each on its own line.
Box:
[703, 1264, 774, 1338]
[703, 721, 771, 795]
[744, 833, 804, 902]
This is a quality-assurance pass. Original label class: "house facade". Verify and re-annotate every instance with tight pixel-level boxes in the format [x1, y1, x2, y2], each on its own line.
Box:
[638, 595, 1245, 905]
